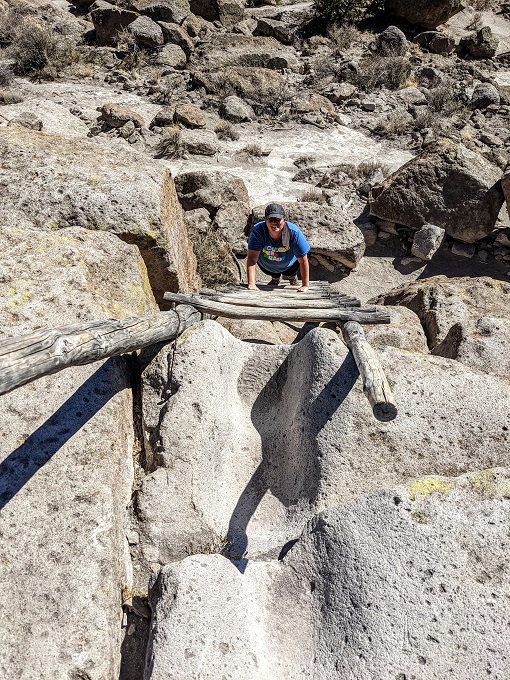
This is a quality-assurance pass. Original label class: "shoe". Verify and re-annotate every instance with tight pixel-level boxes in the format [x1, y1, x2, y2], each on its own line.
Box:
[289, 277, 299, 286]
[270, 277, 281, 286]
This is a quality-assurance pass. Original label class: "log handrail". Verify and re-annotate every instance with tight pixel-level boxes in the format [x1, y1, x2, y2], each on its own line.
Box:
[164, 292, 391, 324]
[0, 305, 200, 396]
[340, 320, 397, 421]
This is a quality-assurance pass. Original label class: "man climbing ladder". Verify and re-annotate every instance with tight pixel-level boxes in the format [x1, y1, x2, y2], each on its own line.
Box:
[247, 203, 310, 293]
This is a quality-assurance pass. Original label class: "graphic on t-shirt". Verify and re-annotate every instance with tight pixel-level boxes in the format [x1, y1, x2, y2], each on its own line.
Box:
[262, 244, 290, 261]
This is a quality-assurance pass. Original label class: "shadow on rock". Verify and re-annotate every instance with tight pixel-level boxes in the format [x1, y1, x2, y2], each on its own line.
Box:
[226, 338, 358, 573]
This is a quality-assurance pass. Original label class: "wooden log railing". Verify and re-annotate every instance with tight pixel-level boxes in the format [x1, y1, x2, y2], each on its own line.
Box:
[164, 292, 391, 324]
[0, 305, 200, 397]
[340, 321, 397, 422]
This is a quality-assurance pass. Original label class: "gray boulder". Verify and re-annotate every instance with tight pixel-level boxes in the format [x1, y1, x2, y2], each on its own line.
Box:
[7, 111, 43, 130]
[385, 0, 463, 28]
[137, 321, 510, 566]
[187, 34, 301, 73]
[129, 0, 190, 24]
[181, 128, 219, 155]
[411, 222, 445, 260]
[100, 102, 145, 127]
[212, 200, 250, 253]
[128, 15, 164, 47]
[158, 21, 194, 57]
[0, 127, 197, 300]
[90, 0, 139, 46]
[254, 17, 296, 44]
[175, 170, 249, 215]
[374, 25, 408, 56]
[413, 30, 456, 55]
[252, 202, 365, 269]
[189, 0, 245, 27]
[0, 225, 158, 680]
[471, 82, 500, 109]
[155, 43, 187, 68]
[146, 478, 510, 679]
[460, 26, 499, 59]
[375, 275, 510, 378]
[192, 66, 288, 98]
[174, 102, 206, 127]
[369, 141, 504, 243]
[219, 94, 255, 122]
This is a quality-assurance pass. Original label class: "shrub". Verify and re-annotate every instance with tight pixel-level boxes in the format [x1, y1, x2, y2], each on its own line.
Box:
[357, 159, 390, 180]
[294, 154, 317, 168]
[314, 0, 383, 24]
[189, 228, 238, 287]
[299, 187, 327, 203]
[328, 23, 360, 51]
[375, 110, 413, 136]
[0, 63, 14, 87]
[357, 53, 412, 90]
[215, 119, 240, 141]
[235, 143, 265, 159]
[9, 18, 73, 79]
[0, 7, 25, 47]
[427, 80, 467, 115]
[116, 28, 147, 72]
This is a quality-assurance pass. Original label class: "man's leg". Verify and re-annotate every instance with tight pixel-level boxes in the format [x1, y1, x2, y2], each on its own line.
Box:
[257, 261, 281, 285]
[282, 261, 300, 285]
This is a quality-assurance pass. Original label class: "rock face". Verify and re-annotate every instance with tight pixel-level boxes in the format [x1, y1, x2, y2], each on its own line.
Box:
[385, 0, 463, 28]
[137, 320, 510, 570]
[252, 203, 365, 268]
[375, 276, 510, 378]
[90, 0, 139, 46]
[145, 479, 510, 679]
[175, 170, 250, 215]
[0, 225, 158, 680]
[0, 127, 197, 299]
[189, 0, 245, 27]
[369, 141, 504, 243]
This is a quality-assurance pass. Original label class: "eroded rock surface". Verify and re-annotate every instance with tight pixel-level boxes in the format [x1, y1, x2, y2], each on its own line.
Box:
[0, 226, 158, 680]
[146, 475, 510, 679]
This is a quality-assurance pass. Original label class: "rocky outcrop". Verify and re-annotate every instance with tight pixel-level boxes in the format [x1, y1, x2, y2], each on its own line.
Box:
[175, 170, 250, 215]
[374, 276, 510, 378]
[385, 0, 463, 29]
[0, 225, 158, 680]
[460, 26, 499, 59]
[369, 141, 504, 243]
[252, 203, 365, 268]
[189, 0, 245, 27]
[90, 0, 139, 46]
[0, 127, 197, 299]
[137, 320, 510, 568]
[146, 477, 510, 679]
[129, 0, 190, 24]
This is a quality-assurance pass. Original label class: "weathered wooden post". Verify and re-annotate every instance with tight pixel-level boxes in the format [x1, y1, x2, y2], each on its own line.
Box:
[0, 304, 200, 396]
[340, 320, 397, 422]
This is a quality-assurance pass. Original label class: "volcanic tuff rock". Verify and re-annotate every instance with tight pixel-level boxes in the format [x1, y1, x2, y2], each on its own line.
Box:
[145, 479, 510, 679]
[0, 226, 158, 680]
[385, 0, 463, 29]
[137, 320, 510, 567]
[375, 276, 510, 379]
[0, 127, 197, 299]
[369, 141, 505, 243]
[175, 169, 250, 215]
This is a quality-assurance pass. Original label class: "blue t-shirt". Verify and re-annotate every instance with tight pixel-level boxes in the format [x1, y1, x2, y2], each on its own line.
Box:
[248, 221, 310, 274]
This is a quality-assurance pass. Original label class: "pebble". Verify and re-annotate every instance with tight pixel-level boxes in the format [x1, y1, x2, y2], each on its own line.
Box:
[127, 623, 136, 636]
[451, 241, 475, 258]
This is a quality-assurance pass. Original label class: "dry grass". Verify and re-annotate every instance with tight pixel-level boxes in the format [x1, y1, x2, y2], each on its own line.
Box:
[189, 228, 238, 287]
[8, 17, 74, 80]
[299, 187, 327, 203]
[235, 143, 265, 160]
[427, 80, 467, 116]
[215, 119, 240, 141]
[375, 110, 413, 136]
[116, 27, 148, 72]
[0, 63, 14, 87]
[357, 53, 412, 91]
[328, 23, 361, 51]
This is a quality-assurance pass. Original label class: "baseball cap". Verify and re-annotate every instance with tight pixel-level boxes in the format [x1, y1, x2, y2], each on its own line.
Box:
[265, 203, 285, 219]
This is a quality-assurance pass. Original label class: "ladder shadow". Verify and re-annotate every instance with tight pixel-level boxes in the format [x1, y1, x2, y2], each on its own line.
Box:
[0, 358, 129, 511]
[226, 352, 358, 573]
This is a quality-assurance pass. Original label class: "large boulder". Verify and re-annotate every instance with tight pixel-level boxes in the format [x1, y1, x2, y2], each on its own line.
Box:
[0, 225, 158, 680]
[127, 15, 164, 47]
[460, 26, 499, 59]
[136, 321, 510, 567]
[189, 0, 245, 27]
[374, 275, 510, 379]
[252, 203, 365, 269]
[90, 0, 139, 46]
[187, 34, 301, 73]
[192, 65, 289, 98]
[0, 127, 197, 300]
[128, 0, 190, 24]
[175, 170, 249, 216]
[158, 21, 195, 57]
[146, 477, 510, 679]
[369, 141, 504, 243]
[385, 0, 463, 29]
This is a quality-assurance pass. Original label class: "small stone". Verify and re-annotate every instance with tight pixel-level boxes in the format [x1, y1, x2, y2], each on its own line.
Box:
[376, 219, 398, 235]
[362, 100, 376, 112]
[401, 256, 423, 265]
[175, 103, 207, 128]
[378, 230, 391, 239]
[477, 249, 488, 261]
[335, 113, 352, 126]
[126, 530, 140, 545]
[451, 241, 476, 258]
[127, 623, 136, 636]
[411, 223, 445, 261]
[495, 233, 510, 246]
[7, 112, 43, 131]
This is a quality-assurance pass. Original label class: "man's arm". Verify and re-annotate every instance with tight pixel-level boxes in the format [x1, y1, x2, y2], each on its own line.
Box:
[246, 249, 260, 290]
[297, 254, 309, 293]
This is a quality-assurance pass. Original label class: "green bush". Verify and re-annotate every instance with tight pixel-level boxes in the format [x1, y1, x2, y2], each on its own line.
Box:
[314, 0, 382, 24]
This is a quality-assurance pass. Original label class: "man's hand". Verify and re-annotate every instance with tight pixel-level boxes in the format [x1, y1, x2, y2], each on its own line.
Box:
[298, 285, 309, 293]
